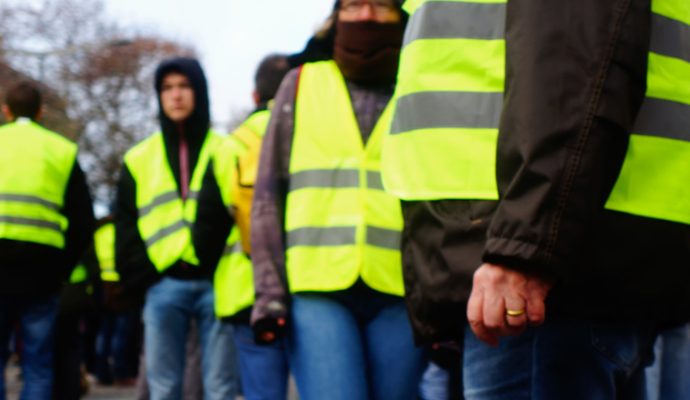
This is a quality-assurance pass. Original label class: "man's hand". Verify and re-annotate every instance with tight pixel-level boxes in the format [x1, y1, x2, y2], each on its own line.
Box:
[467, 263, 553, 346]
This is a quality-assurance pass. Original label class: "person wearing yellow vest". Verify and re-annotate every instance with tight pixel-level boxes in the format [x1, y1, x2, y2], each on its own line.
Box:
[250, 3, 425, 399]
[91, 216, 138, 386]
[194, 53, 291, 400]
[0, 81, 94, 399]
[382, 0, 690, 398]
[114, 58, 237, 399]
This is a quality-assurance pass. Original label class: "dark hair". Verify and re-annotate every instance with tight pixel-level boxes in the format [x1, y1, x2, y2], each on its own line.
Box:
[5, 81, 42, 119]
[254, 54, 291, 104]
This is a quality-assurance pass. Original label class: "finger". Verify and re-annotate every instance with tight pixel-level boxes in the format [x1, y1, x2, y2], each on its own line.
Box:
[526, 290, 546, 326]
[467, 286, 498, 346]
[504, 296, 528, 329]
[482, 292, 506, 333]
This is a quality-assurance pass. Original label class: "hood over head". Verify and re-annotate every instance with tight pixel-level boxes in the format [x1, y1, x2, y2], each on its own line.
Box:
[154, 57, 210, 140]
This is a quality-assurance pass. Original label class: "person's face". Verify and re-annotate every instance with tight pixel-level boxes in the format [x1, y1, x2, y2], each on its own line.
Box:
[338, 0, 402, 23]
[160, 72, 195, 123]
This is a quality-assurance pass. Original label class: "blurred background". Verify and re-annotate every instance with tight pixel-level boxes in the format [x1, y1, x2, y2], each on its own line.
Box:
[0, 0, 332, 216]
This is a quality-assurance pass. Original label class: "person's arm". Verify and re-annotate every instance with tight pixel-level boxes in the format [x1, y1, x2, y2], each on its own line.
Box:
[114, 165, 160, 297]
[61, 161, 96, 277]
[249, 68, 300, 341]
[194, 162, 233, 272]
[469, 0, 653, 344]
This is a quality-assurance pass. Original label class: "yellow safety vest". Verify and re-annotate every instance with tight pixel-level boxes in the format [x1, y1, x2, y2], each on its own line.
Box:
[69, 263, 88, 284]
[212, 135, 256, 318]
[0, 119, 77, 248]
[381, 0, 505, 200]
[286, 60, 404, 296]
[124, 130, 221, 272]
[95, 222, 118, 282]
[605, 0, 690, 224]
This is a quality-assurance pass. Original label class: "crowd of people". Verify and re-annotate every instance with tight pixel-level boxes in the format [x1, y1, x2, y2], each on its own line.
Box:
[0, 0, 689, 399]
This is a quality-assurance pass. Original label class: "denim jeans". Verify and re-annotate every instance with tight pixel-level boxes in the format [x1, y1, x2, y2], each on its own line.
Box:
[418, 362, 450, 400]
[645, 323, 690, 400]
[96, 309, 138, 382]
[143, 277, 238, 400]
[463, 318, 657, 400]
[288, 287, 426, 400]
[232, 322, 289, 400]
[0, 294, 58, 400]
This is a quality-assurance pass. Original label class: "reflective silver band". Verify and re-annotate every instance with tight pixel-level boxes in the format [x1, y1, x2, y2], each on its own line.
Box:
[634, 97, 690, 142]
[145, 219, 187, 248]
[404, 1, 506, 47]
[290, 169, 359, 191]
[390, 91, 503, 134]
[287, 227, 357, 248]
[139, 191, 179, 218]
[0, 194, 60, 211]
[222, 241, 244, 257]
[0, 216, 62, 232]
[366, 226, 401, 251]
[289, 169, 387, 191]
[188, 191, 200, 201]
[366, 171, 385, 191]
[651, 13, 690, 63]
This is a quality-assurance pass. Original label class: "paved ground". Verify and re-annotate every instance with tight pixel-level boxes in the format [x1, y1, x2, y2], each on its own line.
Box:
[5, 365, 298, 399]
[5, 365, 136, 399]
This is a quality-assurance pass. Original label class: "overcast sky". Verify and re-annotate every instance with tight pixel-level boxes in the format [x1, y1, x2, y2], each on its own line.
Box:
[106, 0, 334, 129]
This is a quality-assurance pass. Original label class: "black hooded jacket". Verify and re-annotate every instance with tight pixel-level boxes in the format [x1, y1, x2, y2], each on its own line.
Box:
[115, 57, 214, 298]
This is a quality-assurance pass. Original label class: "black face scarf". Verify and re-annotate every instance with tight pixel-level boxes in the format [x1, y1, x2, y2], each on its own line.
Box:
[333, 20, 404, 86]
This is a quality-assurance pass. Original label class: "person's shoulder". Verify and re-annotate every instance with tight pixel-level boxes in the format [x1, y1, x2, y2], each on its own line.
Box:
[123, 131, 162, 161]
[20, 121, 78, 153]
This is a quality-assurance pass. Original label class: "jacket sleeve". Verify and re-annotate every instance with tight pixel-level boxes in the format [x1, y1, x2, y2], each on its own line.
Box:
[249, 69, 300, 324]
[114, 165, 160, 296]
[194, 162, 234, 272]
[483, 0, 653, 282]
[61, 160, 96, 278]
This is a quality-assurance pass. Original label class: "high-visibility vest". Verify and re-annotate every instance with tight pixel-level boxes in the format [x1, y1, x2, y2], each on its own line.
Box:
[230, 109, 271, 254]
[95, 222, 118, 282]
[69, 263, 88, 284]
[212, 135, 256, 318]
[0, 119, 77, 248]
[124, 131, 221, 272]
[605, 0, 690, 224]
[381, 0, 505, 200]
[285, 60, 404, 296]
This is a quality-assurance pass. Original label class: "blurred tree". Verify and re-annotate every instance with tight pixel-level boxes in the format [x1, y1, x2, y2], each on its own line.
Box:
[0, 0, 196, 211]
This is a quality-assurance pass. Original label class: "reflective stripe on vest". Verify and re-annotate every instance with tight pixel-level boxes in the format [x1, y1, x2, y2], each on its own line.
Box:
[69, 263, 88, 284]
[286, 60, 404, 296]
[124, 131, 221, 272]
[95, 222, 118, 282]
[0, 120, 76, 248]
[605, 0, 690, 224]
[212, 135, 256, 317]
[381, 0, 505, 200]
[213, 228, 255, 318]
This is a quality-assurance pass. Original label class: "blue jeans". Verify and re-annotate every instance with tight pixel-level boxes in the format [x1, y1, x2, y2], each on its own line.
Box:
[288, 287, 425, 400]
[0, 294, 58, 400]
[463, 319, 657, 400]
[143, 277, 238, 400]
[232, 322, 289, 400]
[645, 323, 690, 400]
[418, 362, 450, 400]
[96, 309, 138, 382]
